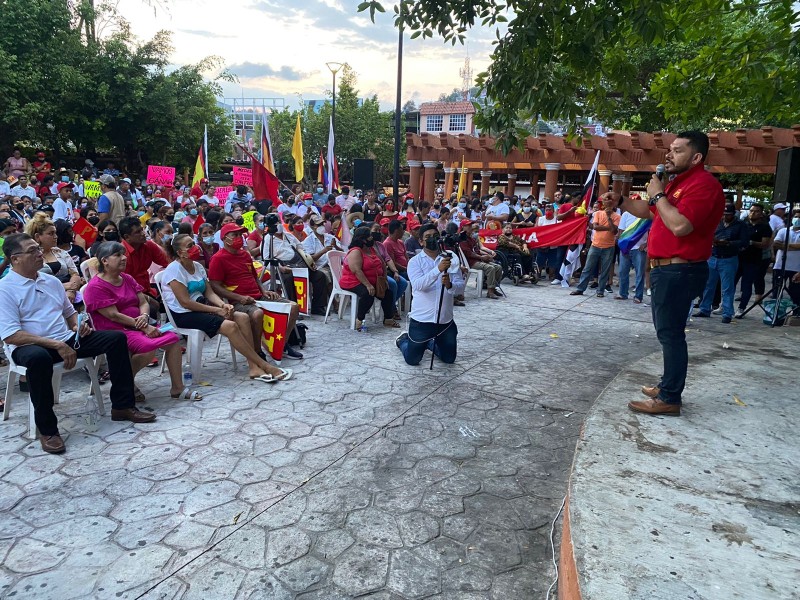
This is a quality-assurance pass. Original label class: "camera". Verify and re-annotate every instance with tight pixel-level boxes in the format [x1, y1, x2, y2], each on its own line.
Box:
[265, 213, 280, 234]
[442, 232, 464, 249]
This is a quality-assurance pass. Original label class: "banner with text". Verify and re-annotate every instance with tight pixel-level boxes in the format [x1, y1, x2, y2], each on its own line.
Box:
[232, 166, 253, 187]
[72, 217, 98, 246]
[147, 165, 176, 187]
[291, 267, 310, 315]
[479, 217, 588, 250]
[83, 181, 101, 199]
[255, 300, 291, 362]
[214, 185, 234, 201]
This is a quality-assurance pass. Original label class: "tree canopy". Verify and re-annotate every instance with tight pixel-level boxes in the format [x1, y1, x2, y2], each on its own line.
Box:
[0, 0, 231, 173]
[359, 0, 800, 151]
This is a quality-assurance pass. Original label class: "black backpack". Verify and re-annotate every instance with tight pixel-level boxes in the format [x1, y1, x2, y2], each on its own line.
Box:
[288, 323, 308, 348]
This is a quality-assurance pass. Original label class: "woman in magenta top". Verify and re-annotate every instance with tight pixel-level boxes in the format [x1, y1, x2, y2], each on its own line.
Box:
[338, 226, 397, 330]
[83, 241, 201, 401]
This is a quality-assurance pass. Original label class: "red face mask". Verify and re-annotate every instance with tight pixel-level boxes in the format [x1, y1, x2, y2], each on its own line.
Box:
[230, 237, 244, 250]
[545, 210, 554, 218]
[187, 245, 202, 261]
[293, 223, 304, 232]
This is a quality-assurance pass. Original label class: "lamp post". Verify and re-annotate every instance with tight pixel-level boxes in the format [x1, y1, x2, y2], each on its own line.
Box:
[325, 62, 344, 141]
[393, 13, 403, 202]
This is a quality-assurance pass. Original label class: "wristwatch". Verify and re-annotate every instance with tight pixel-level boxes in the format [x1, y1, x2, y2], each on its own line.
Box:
[649, 193, 666, 206]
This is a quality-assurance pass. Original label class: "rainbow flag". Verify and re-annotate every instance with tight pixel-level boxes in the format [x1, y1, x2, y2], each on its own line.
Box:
[618, 217, 652, 255]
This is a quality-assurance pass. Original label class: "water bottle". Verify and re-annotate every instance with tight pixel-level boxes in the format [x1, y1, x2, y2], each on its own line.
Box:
[83, 395, 99, 432]
[182, 365, 192, 389]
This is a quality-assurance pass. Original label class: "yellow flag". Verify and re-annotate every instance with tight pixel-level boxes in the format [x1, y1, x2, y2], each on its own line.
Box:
[456, 155, 467, 198]
[292, 115, 304, 182]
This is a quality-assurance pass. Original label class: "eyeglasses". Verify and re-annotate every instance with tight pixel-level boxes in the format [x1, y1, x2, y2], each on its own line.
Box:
[12, 247, 44, 257]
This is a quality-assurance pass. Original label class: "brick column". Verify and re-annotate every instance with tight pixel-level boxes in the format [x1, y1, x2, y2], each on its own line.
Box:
[612, 173, 624, 195]
[408, 160, 422, 200]
[506, 172, 517, 197]
[544, 163, 560, 200]
[422, 160, 438, 203]
[480, 170, 492, 197]
[621, 175, 633, 197]
[443, 166, 457, 199]
[598, 169, 612, 196]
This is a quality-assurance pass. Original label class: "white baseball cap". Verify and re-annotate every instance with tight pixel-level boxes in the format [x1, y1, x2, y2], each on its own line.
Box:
[773, 203, 788, 210]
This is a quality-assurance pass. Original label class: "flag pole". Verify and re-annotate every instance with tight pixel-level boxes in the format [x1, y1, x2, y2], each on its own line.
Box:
[235, 141, 293, 193]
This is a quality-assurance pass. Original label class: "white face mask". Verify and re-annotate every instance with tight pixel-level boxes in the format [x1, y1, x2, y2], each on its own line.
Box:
[315, 226, 326, 235]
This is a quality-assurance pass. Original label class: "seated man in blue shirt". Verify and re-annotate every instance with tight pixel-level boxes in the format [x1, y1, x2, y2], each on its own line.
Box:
[396, 224, 466, 365]
[0, 234, 156, 454]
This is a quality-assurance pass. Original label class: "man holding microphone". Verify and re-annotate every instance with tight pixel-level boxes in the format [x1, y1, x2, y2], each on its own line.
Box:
[606, 131, 724, 416]
[396, 224, 466, 365]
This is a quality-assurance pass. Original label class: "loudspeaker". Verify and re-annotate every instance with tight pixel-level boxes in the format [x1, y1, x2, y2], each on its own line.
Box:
[774, 147, 800, 205]
[353, 159, 375, 190]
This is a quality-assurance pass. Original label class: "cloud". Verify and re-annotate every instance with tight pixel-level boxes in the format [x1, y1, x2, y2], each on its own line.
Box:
[228, 62, 309, 81]
[179, 28, 236, 39]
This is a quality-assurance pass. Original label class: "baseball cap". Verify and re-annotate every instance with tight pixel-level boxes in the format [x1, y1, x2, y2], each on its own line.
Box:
[98, 174, 115, 186]
[723, 205, 736, 214]
[774, 203, 788, 210]
[36, 152, 45, 158]
[405, 193, 414, 199]
[220, 223, 247, 238]
[459, 218, 473, 228]
[56, 182, 74, 192]
[121, 177, 132, 184]
[408, 221, 421, 230]
[379, 217, 391, 226]
[303, 192, 313, 200]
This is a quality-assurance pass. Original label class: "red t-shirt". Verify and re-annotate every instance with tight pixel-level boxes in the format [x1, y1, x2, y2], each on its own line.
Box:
[123, 239, 168, 294]
[558, 203, 576, 220]
[321, 204, 343, 218]
[207, 248, 262, 298]
[648, 163, 725, 261]
[382, 237, 408, 269]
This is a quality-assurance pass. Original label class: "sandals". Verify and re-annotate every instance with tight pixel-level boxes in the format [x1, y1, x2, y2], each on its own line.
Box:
[98, 370, 111, 384]
[170, 388, 203, 401]
[134, 387, 146, 403]
[383, 319, 401, 328]
[250, 368, 293, 383]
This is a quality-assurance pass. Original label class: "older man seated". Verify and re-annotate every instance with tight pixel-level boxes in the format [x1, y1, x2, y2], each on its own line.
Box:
[0, 233, 156, 454]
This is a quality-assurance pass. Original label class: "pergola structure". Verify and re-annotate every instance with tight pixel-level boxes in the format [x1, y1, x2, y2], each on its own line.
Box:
[405, 125, 800, 201]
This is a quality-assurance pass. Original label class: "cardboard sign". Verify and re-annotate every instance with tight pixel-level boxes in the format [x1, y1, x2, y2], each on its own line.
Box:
[232, 166, 253, 187]
[147, 165, 176, 187]
[291, 267, 310, 315]
[83, 181, 101, 199]
[255, 300, 291, 361]
[241, 210, 258, 232]
[215, 185, 234, 200]
[72, 217, 98, 246]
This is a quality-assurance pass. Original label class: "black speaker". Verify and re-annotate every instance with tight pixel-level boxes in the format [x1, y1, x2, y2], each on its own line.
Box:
[353, 159, 375, 190]
[774, 147, 800, 205]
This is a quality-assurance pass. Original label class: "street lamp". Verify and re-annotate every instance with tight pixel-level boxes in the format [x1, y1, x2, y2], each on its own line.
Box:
[393, 13, 404, 202]
[326, 62, 344, 140]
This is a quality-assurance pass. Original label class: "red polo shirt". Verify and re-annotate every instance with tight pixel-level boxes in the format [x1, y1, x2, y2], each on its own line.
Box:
[207, 248, 262, 298]
[123, 239, 168, 294]
[648, 163, 724, 261]
[382, 237, 408, 269]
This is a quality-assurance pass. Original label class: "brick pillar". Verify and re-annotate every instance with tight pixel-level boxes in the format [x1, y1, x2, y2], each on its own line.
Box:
[408, 160, 422, 200]
[506, 172, 517, 197]
[544, 163, 560, 200]
[598, 169, 612, 196]
[530, 172, 540, 200]
[621, 175, 633, 197]
[480, 170, 492, 197]
[443, 166, 457, 198]
[612, 173, 624, 194]
[422, 160, 438, 202]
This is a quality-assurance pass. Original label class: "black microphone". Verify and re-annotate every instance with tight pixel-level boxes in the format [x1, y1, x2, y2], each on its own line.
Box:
[656, 164, 666, 181]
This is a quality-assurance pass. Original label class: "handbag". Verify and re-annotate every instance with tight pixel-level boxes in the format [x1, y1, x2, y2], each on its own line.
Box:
[374, 274, 388, 299]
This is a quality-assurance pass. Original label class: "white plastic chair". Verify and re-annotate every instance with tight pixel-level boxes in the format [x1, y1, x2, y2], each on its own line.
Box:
[3, 344, 104, 439]
[80, 258, 98, 282]
[467, 268, 484, 297]
[153, 271, 238, 383]
[324, 250, 359, 330]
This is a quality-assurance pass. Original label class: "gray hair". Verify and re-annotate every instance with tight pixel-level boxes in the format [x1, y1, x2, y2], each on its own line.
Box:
[95, 241, 126, 273]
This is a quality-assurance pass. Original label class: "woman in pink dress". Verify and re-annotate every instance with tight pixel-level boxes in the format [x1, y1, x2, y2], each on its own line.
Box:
[84, 241, 202, 401]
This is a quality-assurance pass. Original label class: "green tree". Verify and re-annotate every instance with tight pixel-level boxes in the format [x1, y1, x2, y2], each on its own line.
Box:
[359, 0, 800, 150]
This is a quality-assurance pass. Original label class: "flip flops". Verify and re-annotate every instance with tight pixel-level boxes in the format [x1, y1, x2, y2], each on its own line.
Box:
[249, 368, 293, 383]
[170, 388, 203, 401]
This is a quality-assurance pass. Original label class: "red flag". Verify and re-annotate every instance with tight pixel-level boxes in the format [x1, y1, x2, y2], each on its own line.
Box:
[73, 217, 98, 246]
[256, 301, 291, 361]
[478, 217, 589, 249]
[251, 155, 279, 203]
[192, 212, 205, 235]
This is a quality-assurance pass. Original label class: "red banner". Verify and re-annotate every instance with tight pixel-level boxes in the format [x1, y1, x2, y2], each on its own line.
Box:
[479, 217, 588, 249]
[256, 301, 291, 361]
[72, 217, 98, 246]
[291, 267, 310, 315]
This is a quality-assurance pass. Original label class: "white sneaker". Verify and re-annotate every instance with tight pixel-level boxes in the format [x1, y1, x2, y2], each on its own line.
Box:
[712, 306, 723, 315]
[550, 279, 561, 286]
[734, 309, 745, 319]
[561, 281, 570, 289]
[646, 288, 651, 296]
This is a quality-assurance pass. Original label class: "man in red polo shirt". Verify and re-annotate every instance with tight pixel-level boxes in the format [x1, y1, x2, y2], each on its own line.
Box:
[612, 130, 724, 416]
[382, 219, 408, 275]
[207, 223, 302, 361]
[118, 216, 168, 318]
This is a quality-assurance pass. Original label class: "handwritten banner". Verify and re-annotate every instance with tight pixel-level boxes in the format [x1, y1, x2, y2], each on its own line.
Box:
[291, 267, 310, 315]
[215, 185, 234, 200]
[147, 165, 176, 187]
[83, 181, 101, 199]
[241, 210, 258, 232]
[232, 166, 253, 187]
[478, 217, 588, 250]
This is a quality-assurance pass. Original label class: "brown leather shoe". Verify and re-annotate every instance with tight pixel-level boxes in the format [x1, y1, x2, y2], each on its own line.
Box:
[628, 398, 681, 416]
[111, 407, 157, 423]
[641, 385, 660, 398]
[40, 434, 65, 454]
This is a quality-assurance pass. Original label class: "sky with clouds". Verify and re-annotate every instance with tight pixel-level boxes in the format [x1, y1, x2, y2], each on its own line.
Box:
[117, 0, 502, 110]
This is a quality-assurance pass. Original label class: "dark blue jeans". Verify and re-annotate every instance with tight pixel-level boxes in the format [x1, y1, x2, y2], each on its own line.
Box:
[650, 262, 709, 405]
[398, 318, 458, 365]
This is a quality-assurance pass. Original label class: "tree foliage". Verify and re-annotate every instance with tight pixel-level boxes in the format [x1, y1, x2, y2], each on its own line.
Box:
[359, 0, 800, 151]
[0, 0, 231, 173]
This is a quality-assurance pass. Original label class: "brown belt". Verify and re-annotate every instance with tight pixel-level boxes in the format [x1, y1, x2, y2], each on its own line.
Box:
[649, 257, 689, 268]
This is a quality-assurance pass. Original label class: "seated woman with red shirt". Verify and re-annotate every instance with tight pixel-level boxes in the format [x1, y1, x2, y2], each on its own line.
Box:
[338, 226, 397, 331]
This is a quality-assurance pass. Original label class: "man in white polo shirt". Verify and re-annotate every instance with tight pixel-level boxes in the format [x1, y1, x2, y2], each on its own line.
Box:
[0, 234, 156, 454]
[484, 191, 510, 227]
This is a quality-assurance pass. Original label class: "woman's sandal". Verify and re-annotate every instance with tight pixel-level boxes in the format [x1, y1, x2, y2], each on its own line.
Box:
[383, 319, 401, 328]
[170, 388, 203, 401]
[249, 368, 293, 383]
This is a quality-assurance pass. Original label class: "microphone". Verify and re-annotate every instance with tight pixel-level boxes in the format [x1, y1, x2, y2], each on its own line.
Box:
[656, 164, 666, 181]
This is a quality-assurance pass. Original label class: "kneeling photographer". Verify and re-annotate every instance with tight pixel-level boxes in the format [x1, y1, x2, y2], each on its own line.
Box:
[260, 214, 330, 316]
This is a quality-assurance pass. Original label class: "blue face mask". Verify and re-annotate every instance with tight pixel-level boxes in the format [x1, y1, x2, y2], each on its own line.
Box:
[202, 235, 214, 244]
[257, 222, 265, 230]
[378, 194, 386, 201]
[316, 187, 323, 194]
[189, 209, 198, 216]
[458, 202, 466, 209]
[354, 219, 363, 227]
[162, 233, 173, 242]
[305, 200, 313, 207]
[793, 217, 800, 228]
[406, 199, 413, 205]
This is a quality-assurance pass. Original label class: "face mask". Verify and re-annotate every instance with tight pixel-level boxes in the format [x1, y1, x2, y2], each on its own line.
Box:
[187, 245, 202, 261]
[202, 235, 214, 244]
[165, 215, 174, 223]
[353, 219, 363, 227]
[433, 204, 440, 210]
[458, 202, 466, 209]
[162, 233, 173, 243]
[61, 176, 70, 182]
[406, 199, 413, 205]
[545, 210, 554, 218]
[137, 211, 145, 217]
[305, 200, 313, 207]
[87, 216, 100, 225]
[472, 232, 479, 240]
[315, 226, 326, 235]
[364, 237, 375, 247]
[189, 209, 198, 216]
[372, 231, 383, 242]
[316, 187, 323, 193]
[793, 217, 800, 228]
[287, 200, 295, 206]
[424, 237, 440, 251]
[104, 231, 119, 241]
[293, 223, 304, 232]
[328, 199, 335, 205]
[523, 207, 532, 213]
[257, 222, 265, 230]
[230, 237, 244, 250]
[15, 203, 24, 211]
[378, 194, 386, 201]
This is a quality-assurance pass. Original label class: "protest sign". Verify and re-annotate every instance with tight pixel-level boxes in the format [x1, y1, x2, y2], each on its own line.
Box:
[83, 181, 101, 199]
[232, 166, 253, 187]
[255, 300, 291, 361]
[291, 267, 310, 315]
[241, 210, 257, 232]
[72, 217, 98, 246]
[147, 165, 176, 187]
[215, 185, 234, 200]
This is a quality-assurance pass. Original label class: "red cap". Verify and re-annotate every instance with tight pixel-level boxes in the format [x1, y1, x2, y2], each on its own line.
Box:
[379, 217, 391, 226]
[37, 152, 46, 158]
[408, 221, 421, 230]
[405, 193, 414, 199]
[303, 192, 313, 200]
[219, 223, 247, 238]
[56, 182, 74, 191]
[459, 218, 473, 228]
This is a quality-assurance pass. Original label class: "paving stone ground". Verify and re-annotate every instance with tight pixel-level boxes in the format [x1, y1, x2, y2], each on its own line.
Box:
[0, 280, 762, 599]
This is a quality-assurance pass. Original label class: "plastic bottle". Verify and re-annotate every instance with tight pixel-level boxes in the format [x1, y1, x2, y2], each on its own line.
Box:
[182, 365, 192, 388]
[83, 395, 100, 432]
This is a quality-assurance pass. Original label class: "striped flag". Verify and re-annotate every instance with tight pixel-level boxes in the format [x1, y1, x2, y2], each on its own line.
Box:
[259, 111, 275, 175]
[318, 150, 326, 189]
[581, 151, 601, 209]
[618, 218, 652, 255]
[326, 116, 339, 193]
[191, 124, 208, 189]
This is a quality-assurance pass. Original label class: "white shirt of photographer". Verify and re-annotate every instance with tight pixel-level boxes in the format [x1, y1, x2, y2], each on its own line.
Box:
[407, 251, 466, 325]
[261, 232, 300, 262]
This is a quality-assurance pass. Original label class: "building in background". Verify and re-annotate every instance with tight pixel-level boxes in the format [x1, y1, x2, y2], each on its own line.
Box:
[419, 101, 477, 136]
